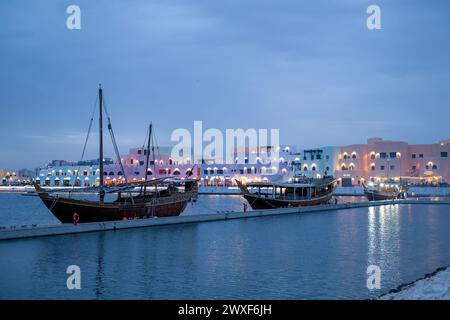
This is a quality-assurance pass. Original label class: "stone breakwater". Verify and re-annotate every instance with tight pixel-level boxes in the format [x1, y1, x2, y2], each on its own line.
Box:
[379, 265, 450, 300]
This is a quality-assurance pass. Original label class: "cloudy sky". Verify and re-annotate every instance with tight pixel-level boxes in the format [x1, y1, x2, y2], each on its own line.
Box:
[0, 0, 449, 168]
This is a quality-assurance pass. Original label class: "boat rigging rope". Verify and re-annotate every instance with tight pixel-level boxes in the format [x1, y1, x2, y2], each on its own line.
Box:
[102, 96, 134, 204]
[70, 94, 98, 196]
[101, 97, 129, 184]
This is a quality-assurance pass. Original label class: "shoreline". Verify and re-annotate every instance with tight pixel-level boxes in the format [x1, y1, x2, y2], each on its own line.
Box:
[379, 265, 450, 300]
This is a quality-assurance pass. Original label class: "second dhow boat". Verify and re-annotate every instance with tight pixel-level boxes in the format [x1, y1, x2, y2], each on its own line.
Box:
[362, 180, 408, 201]
[33, 85, 198, 223]
[236, 168, 337, 209]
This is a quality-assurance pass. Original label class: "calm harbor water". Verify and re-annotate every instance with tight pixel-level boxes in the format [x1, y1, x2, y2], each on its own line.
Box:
[0, 193, 450, 299]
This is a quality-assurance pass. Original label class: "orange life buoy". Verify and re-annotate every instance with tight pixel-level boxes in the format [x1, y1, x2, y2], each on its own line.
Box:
[73, 212, 80, 225]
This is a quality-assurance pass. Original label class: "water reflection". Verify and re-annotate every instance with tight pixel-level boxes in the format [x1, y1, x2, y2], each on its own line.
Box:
[95, 233, 105, 298]
[367, 204, 402, 288]
[1, 197, 450, 299]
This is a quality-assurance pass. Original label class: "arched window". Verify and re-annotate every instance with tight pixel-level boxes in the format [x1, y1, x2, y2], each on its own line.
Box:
[103, 172, 108, 176]
[312, 165, 316, 171]
[173, 169, 181, 175]
[109, 171, 115, 176]
[146, 170, 152, 175]
[117, 171, 123, 176]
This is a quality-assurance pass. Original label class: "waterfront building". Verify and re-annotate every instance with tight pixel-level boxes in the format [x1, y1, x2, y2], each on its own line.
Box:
[35, 138, 450, 187]
[200, 145, 297, 186]
[1, 169, 33, 186]
[334, 138, 450, 186]
[295, 146, 340, 178]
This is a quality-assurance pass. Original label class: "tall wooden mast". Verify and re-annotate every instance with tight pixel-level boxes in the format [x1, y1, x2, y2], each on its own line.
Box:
[143, 123, 152, 195]
[99, 84, 104, 202]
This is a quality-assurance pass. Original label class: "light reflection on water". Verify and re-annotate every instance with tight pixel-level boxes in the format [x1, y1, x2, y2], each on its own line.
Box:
[0, 194, 450, 299]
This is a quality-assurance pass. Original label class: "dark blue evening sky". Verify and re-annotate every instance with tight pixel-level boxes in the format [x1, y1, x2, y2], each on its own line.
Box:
[0, 0, 449, 168]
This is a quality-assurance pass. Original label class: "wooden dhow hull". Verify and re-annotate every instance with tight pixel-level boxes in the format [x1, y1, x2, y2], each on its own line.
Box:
[235, 178, 336, 210]
[364, 190, 398, 201]
[243, 192, 333, 209]
[34, 184, 195, 223]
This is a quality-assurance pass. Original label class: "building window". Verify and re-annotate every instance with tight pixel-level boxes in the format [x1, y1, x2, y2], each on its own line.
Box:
[137, 150, 142, 155]
[83, 170, 88, 176]
[371, 165, 375, 171]
[312, 166, 316, 171]
[380, 152, 387, 159]
[351, 153, 356, 159]
[109, 171, 115, 176]
[419, 154, 423, 158]
[380, 165, 385, 170]
[370, 154, 375, 160]
[326, 166, 329, 171]
[425, 165, 429, 170]
[412, 166, 416, 170]
[390, 165, 395, 170]
[412, 154, 416, 159]
[432, 165, 438, 170]
[217, 169, 224, 174]
[316, 154, 321, 160]
[134, 171, 140, 175]
[139, 161, 144, 166]
[389, 152, 397, 158]
[203, 170, 208, 175]
[173, 170, 181, 175]
[117, 171, 123, 176]
[441, 152, 448, 158]
[326, 155, 329, 160]
[240, 169, 244, 174]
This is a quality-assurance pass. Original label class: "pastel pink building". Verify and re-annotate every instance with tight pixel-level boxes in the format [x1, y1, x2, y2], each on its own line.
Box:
[103, 147, 199, 185]
[335, 138, 450, 186]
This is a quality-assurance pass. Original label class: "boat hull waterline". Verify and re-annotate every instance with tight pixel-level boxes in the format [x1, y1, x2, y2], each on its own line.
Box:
[36, 187, 195, 223]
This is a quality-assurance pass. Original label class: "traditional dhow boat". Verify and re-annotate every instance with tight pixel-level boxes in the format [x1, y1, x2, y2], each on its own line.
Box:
[33, 85, 198, 223]
[362, 180, 407, 201]
[236, 175, 337, 210]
